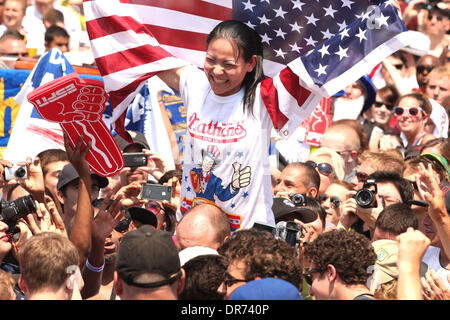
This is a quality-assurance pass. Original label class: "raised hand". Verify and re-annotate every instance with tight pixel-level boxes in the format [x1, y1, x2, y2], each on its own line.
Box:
[24, 200, 67, 236]
[415, 162, 446, 221]
[162, 176, 180, 212]
[92, 192, 124, 242]
[143, 149, 170, 181]
[337, 191, 359, 230]
[64, 132, 91, 178]
[421, 270, 450, 300]
[115, 180, 146, 208]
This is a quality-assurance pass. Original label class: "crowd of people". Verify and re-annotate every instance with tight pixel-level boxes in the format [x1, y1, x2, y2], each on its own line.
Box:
[0, 0, 449, 302]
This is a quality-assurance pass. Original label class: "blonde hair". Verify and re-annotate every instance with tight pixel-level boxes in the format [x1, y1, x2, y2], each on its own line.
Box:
[357, 150, 405, 174]
[309, 147, 346, 180]
[427, 65, 450, 82]
[374, 279, 398, 300]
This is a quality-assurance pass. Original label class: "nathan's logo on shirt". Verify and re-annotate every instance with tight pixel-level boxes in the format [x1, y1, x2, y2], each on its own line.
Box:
[188, 113, 247, 143]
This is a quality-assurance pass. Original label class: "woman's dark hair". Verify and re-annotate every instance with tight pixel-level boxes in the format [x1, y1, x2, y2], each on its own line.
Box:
[377, 85, 399, 106]
[206, 20, 264, 115]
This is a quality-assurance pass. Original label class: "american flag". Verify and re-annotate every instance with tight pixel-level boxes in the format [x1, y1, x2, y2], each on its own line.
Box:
[83, 0, 413, 139]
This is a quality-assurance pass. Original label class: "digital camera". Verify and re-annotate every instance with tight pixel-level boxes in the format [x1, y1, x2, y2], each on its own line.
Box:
[354, 178, 378, 209]
[288, 193, 307, 207]
[4, 165, 28, 180]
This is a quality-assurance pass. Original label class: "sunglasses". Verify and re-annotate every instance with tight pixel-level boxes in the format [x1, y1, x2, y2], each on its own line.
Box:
[416, 65, 435, 74]
[319, 194, 341, 208]
[356, 171, 369, 183]
[222, 272, 247, 289]
[305, 161, 333, 176]
[373, 101, 394, 111]
[428, 13, 444, 21]
[335, 149, 354, 156]
[0, 52, 29, 58]
[146, 202, 164, 212]
[393, 106, 424, 117]
[303, 268, 323, 286]
[114, 218, 131, 233]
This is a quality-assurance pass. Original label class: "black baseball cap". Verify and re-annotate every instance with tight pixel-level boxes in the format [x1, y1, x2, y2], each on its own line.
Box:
[115, 225, 181, 288]
[56, 163, 109, 191]
[127, 206, 158, 228]
[272, 197, 317, 223]
[114, 130, 150, 152]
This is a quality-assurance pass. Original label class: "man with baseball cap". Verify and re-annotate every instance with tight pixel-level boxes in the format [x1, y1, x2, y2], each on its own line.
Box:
[114, 225, 185, 300]
[114, 130, 150, 153]
[114, 130, 158, 185]
[56, 163, 108, 233]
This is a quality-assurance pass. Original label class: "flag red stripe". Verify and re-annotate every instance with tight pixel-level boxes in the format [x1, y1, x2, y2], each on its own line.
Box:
[279, 67, 311, 108]
[260, 78, 289, 130]
[87, 16, 208, 52]
[148, 25, 208, 52]
[86, 16, 147, 40]
[95, 45, 172, 76]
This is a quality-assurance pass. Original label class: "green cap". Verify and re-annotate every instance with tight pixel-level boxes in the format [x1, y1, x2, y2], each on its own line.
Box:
[420, 152, 450, 178]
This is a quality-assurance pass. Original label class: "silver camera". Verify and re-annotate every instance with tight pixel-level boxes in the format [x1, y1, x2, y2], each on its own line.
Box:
[4, 165, 28, 180]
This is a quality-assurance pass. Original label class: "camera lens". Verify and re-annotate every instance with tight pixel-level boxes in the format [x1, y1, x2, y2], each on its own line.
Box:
[14, 167, 26, 178]
[289, 193, 306, 206]
[355, 189, 374, 208]
[13, 195, 36, 218]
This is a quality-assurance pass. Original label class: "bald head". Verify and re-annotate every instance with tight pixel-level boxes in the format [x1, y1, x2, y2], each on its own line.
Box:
[176, 204, 231, 251]
[321, 124, 360, 176]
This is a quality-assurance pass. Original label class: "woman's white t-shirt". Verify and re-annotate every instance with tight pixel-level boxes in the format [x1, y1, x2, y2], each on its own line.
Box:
[176, 65, 275, 231]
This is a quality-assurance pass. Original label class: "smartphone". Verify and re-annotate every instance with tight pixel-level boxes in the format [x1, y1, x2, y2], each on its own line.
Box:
[123, 152, 148, 167]
[141, 183, 172, 202]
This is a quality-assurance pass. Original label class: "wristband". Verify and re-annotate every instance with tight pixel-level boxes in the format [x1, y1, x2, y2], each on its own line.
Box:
[85, 258, 105, 273]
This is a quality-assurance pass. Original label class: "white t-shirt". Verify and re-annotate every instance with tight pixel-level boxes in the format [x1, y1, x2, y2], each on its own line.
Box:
[422, 246, 450, 284]
[176, 65, 275, 231]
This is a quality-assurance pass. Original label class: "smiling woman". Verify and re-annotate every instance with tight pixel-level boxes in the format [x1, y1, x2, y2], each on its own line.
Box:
[395, 92, 436, 149]
[156, 20, 296, 229]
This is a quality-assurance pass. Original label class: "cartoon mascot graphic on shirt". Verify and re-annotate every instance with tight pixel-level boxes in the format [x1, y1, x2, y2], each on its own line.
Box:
[190, 145, 251, 204]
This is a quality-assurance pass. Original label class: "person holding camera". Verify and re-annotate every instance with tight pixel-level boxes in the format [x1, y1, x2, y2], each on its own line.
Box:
[340, 171, 414, 238]
[273, 162, 320, 200]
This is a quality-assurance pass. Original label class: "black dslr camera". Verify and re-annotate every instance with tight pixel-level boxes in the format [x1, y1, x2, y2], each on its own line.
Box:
[0, 195, 36, 242]
[354, 178, 378, 208]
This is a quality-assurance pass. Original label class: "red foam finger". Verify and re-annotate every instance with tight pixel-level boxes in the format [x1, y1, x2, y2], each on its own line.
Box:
[27, 73, 124, 177]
